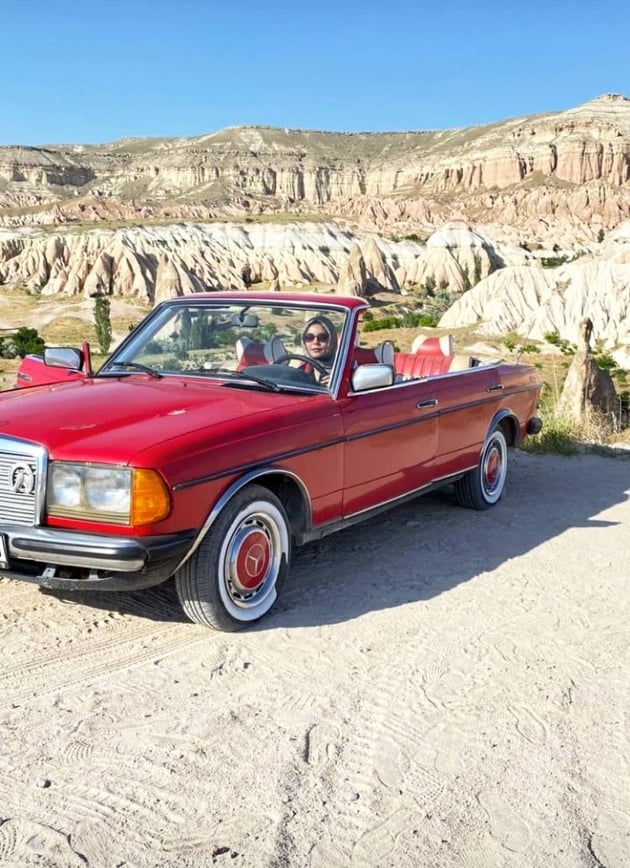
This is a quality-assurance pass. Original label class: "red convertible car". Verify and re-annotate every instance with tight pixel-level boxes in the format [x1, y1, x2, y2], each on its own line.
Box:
[2, 292, 542, 630]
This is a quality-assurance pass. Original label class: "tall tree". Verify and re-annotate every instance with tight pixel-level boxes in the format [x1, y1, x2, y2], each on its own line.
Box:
[94, 296, 112, 354]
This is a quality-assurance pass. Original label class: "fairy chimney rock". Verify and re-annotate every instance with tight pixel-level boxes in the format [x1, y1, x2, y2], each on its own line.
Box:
[337, 243, 368, 296]
[556, 327, 617, 422]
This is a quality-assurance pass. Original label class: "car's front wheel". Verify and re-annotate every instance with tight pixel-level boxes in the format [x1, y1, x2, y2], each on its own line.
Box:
[175, 484, 290, 630]
[454, 427, 508, 510]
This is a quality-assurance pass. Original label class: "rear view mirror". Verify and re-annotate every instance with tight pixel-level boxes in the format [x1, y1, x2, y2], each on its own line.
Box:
[230, 313, 260, 328]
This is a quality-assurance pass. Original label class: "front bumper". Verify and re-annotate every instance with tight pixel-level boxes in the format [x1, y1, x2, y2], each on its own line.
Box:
[0, 523, 196, 591]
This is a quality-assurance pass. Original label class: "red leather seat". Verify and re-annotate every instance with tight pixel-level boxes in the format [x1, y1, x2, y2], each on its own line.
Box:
[351, 346, 378, 366]
[394, 351, 454, 380]
[235, 338, 267, 370]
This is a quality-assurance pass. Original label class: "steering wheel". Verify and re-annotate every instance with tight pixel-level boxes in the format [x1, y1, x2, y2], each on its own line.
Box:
[274, 353, 329, 376]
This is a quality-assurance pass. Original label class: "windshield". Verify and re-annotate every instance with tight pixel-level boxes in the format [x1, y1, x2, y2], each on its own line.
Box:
[100, 300, 348, 392]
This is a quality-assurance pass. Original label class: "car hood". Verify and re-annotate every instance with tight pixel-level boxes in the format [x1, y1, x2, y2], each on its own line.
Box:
[0, 376, 311, 463]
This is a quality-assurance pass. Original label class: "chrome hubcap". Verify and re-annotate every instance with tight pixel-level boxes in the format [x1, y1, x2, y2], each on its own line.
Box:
[482, 435, 506, 498]
[221, 509, 284, 610]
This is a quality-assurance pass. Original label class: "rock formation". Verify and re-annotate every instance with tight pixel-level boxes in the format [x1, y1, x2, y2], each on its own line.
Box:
[0, 223, 401, 302]
[438, 231, 630, 360]
[1, 95, 629, 244]
[336, 244, 369, 296]
[1, 95, 630, 364]
[556, 319, 618, 425]
[2, 215, 630, 365]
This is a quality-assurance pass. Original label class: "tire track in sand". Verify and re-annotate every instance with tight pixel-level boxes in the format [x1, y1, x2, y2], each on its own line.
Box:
[0, 623, 209, 707]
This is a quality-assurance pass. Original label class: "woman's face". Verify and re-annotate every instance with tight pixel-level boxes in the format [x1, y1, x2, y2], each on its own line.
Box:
[303, 324, 331, 360]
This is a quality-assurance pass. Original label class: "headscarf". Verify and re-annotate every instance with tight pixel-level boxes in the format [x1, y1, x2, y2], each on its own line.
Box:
[302, 315, 339, 368]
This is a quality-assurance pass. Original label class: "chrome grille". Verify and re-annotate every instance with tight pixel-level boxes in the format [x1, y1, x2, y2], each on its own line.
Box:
[0, 437, 47, 526]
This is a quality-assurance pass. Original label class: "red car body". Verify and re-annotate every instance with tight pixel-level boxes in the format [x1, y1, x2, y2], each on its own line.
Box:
[2, 292, 542, 630]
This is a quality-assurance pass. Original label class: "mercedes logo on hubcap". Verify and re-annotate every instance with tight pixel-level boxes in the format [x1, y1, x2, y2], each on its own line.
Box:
[245, 543, 266, 578]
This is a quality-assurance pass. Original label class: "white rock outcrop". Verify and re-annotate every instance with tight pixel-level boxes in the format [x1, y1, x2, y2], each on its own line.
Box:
[439, 250, 630, 352]
[0, 223, 403, 302]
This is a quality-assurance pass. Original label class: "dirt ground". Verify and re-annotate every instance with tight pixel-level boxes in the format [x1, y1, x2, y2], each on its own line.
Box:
[0, 450, 629, 867]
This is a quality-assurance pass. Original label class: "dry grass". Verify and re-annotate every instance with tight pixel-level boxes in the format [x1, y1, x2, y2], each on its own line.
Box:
[0, 290, 150, 344]
[0, 358, 20, 391]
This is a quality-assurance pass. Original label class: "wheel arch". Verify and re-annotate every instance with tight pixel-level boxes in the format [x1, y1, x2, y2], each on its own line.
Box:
[174, 467, 311, 573]
[489, 408, 518, 446]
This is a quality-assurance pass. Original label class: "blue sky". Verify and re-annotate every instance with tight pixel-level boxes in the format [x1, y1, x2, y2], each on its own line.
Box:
[2, 0, 628, 146]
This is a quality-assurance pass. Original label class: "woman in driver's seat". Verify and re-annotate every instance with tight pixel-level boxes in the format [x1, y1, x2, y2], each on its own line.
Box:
[301, 315, 338, 384]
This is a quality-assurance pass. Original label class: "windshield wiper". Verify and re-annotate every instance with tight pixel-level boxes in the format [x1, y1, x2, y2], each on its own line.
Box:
[104, 361, 163, 379]
[213, 369, 282, 393]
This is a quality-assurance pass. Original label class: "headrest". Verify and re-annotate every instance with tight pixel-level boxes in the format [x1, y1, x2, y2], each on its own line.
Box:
[411, 334, 454, 356]
[263, 335, 287, 363]
[374, 341, 395, 366]
[235, 336, 255, 362]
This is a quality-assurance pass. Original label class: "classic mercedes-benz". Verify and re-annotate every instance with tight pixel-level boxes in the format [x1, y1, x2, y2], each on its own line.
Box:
[2, 292, 542, 630]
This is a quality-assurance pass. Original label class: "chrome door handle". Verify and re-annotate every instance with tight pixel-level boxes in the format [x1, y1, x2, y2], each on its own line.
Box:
[417, 398, 438, 408]
[486, 384, 504, 392]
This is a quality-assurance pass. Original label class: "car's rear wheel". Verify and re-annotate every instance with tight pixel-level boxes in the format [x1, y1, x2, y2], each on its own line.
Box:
[175, 484, 290, 630]
[454, 427, 508, 510]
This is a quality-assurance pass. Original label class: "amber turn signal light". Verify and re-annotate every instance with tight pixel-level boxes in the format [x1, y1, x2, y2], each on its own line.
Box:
[131, 469, 171, 525]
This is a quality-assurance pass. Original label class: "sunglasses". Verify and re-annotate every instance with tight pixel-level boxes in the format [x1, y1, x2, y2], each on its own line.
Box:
[303, 332, 329, 343]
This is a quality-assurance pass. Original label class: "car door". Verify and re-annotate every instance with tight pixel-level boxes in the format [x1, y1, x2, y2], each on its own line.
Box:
[430, 365, 500, 478]
[339, 378, 439, 516]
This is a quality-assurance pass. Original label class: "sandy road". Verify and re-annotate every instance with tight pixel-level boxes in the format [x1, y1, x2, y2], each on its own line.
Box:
[0, 450, 629, 867]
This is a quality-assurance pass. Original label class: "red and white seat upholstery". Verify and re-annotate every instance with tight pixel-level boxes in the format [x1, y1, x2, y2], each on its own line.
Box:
[410, 334, 454, 356]
[236, 337, 267, 369]
[236, 336, 288, 370]
[351, 335, 473, 382]
[395, 352, 453, 379]
[395, 333, 457, 380]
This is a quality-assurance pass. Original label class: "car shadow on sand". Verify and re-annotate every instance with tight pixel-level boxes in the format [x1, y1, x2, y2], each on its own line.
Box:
[268, 450, 630, 629]
[40, 577, 189, 623]
[40, 451, 629, 629]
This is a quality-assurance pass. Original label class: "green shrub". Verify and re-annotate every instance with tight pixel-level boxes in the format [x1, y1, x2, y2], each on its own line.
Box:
[521, 417, 579, 455]
[416, 313, 438, 327]
[541, 255, 569, 268]
[0, 337, 19, 359]
[545, 332, 576, 355]
[473, 254, 482, 285]
[11, 327, 46, 358]
[363, 316, 399, 332]
[362, 311, 438, 332]
[594, 353, 617, 371]
[461, 264, 471, 291]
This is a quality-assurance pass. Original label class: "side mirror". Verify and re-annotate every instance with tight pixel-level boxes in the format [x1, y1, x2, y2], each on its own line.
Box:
[44, 347, 84, 371]
[351, 363, 394, 392]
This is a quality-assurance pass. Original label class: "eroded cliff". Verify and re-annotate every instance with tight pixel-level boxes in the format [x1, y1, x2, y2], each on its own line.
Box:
[2, 95, 629, 243]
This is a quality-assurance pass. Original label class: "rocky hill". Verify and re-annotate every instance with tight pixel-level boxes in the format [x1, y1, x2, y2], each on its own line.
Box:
[1, 94, 630, 363]
[1, 94, 629, 244]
